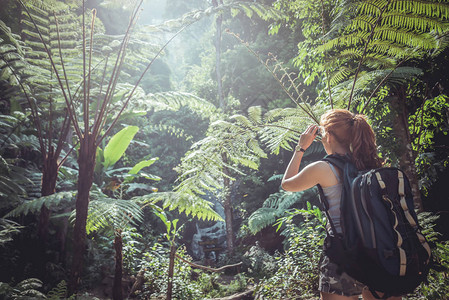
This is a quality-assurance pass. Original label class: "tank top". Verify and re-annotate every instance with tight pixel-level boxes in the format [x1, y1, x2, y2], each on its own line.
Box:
[321, 163, 343, 234]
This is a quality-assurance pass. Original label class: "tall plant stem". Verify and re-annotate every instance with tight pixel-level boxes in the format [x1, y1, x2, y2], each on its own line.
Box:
[100, 23, 192, 143]
[347, 0, 392, 109]
[360, 59, 405, 114]
[1, 58, 45, 155]
[319, 0, 333, 108]
[17, 0, 82, 138]
[227, 31, 320, 124]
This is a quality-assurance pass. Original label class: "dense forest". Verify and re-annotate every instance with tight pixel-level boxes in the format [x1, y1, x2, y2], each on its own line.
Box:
[0, 0, 448, 299]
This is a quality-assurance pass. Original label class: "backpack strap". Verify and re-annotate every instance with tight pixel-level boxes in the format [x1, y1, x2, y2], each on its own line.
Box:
[397, 171, 432, 263]
[317, 184, 340, 237]
[375, 170, 432, 275]
[375, 171, 407, 276]
[327, 163, 341, 183]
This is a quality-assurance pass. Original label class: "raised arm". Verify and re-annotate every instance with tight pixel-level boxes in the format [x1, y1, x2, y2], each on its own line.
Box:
[281, 125, 323, 192]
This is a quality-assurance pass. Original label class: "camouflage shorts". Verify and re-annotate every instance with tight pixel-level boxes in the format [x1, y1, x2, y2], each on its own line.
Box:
[319, 254, 365, 297]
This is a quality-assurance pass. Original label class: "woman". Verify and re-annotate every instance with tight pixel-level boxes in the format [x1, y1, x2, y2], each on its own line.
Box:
[281, 109, 401, 300]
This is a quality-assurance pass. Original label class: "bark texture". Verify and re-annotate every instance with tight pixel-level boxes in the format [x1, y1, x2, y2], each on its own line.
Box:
[167, 243, 176, 300]
[38, 149, 58, 242]
[69, 133, 96, 294]
[221, 153, 234, 253]
[391, 94, 423, 211]
[113, 230, 123, 300]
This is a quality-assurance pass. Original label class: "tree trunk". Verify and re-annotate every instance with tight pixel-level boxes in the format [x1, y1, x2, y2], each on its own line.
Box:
[166, 243, 176, 300]
[113, 230, 123, 300]
[38, 148, 58, 242]
[69, 133, 96, 294]
[212, 0, 224, 109]
[391, 94, 424, 211]
[221, 153, 234, 253]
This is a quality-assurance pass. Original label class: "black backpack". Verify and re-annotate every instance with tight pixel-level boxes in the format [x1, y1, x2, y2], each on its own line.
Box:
[317, 154, 432, 299]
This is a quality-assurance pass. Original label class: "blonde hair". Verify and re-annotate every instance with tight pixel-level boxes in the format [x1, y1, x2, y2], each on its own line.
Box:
[320, 109, 382, 170]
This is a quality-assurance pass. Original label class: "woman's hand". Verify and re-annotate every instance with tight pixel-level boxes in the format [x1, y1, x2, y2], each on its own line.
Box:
[298, 125, 319, 150]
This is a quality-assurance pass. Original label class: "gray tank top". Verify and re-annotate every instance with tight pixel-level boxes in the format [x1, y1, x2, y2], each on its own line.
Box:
[321, 163, 343, 234]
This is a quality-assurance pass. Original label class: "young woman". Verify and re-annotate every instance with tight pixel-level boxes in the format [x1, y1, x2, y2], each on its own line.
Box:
[281, 109, 401, 300]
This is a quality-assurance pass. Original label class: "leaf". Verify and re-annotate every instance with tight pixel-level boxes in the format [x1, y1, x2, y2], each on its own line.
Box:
[128, 158, 159, 175]
[103, 126, 139, 169]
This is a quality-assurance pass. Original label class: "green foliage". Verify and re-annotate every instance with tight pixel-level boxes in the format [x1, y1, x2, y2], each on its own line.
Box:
[0, 155, 28, 204]
[409, 94, 449, 194]
[407, 212, 449, 299]
[84, 187, 144, 234]
[46, 280, 71, 300]
[0, 218, 23, 246]
[136, 192, 222, 221]
[143, 1, 283, 33]
[255, 204, 326, 299]
[243, 243, 278, 278]
[196, 272, 248, 298]
[138, 243, 202, 299]
[4, 191, 75, 218]
[102, 125, 139, 169]
[248, 187, 319, 234]
[0, 278, 46, 300]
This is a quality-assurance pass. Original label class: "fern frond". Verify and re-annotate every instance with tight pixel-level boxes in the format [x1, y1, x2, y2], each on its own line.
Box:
[85, 190, 144, 234]
[134, 192, 222, 221]
[140, 91, 218, 117]
[248, 188, 319, 234]
[247, 105, 263, 124]
[10, 278, 46, 298]
[4, 191, 75, 218]
[46, 280, 68, 300]
[0, 218, 24, 246]
[144, 1, 282, 33]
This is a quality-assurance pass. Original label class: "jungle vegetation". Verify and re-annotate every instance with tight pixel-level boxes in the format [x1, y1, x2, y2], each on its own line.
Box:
[0, 0, 448, 299]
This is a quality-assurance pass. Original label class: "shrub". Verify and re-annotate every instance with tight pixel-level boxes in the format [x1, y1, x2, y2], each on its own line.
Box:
[255, 204, 326, 299]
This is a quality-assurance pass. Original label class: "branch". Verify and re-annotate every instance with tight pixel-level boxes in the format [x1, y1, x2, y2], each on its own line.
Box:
[360, 58, 406, 114]
[174, 254, 242, 272]
[91, 0, 143, 140]
[227, 31, 320, 124]
[99, 22, 194, 144]
[17, 0, 82, 138]
[1, 57, 45, 156]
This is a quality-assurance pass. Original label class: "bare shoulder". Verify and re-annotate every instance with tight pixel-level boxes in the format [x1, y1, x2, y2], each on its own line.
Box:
[303, 160, 338, 187]
[282, 160, 337, 192]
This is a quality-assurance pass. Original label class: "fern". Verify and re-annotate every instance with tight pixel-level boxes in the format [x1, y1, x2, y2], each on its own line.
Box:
[46, 280, 69, 300]
[0, 218, 24, 246]
[84, 188, 144, 234]
[134, 192, 222, 221]
[248, 188, 319, 234]
[315, 0, 449, 108]
[0, 278, 46, 299]
[4, 191, 75, 218]
[142, 1, 282, 33]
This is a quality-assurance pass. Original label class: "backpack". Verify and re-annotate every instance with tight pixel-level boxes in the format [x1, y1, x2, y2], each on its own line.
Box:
[317, 154, 432, 299]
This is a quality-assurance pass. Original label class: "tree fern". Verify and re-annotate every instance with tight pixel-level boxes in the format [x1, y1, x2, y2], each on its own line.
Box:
[4, 191, 75, 218]
[83, 187, 144, 234]
[134, 191, 222, 221]
[248, 188, 319, 234]
[317, 0, 449, 108]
